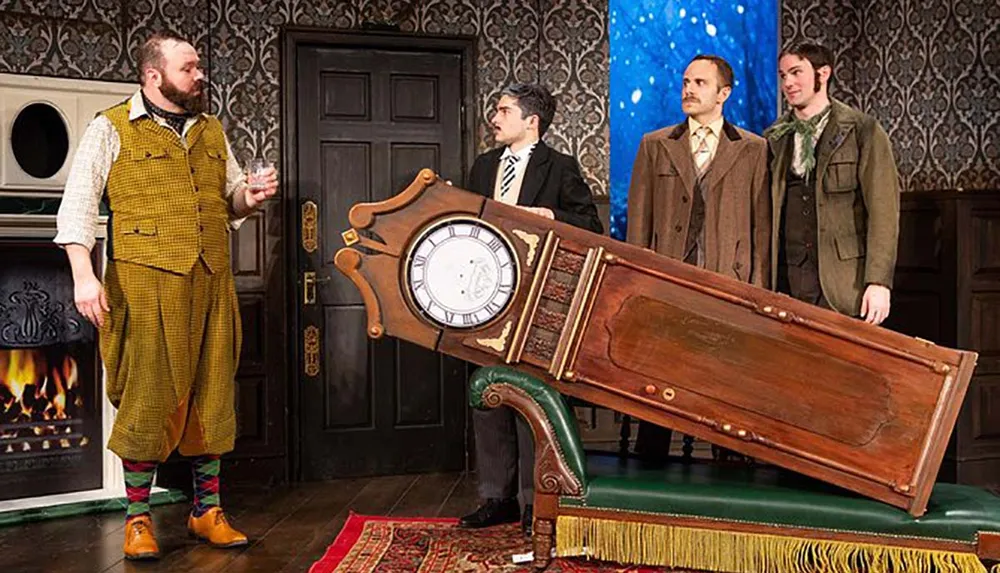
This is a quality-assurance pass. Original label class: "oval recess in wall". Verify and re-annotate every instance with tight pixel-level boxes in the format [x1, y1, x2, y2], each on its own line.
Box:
[10, 102, 70, 180]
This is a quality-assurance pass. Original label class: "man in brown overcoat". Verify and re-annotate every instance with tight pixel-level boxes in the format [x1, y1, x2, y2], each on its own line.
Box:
[765, 42, 899, 325]
[626, 54, 770, 460]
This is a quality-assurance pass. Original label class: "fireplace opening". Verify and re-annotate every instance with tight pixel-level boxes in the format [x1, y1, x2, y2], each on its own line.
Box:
[0, 239, 102, 501]
[2, 348, 88, 448]
[10, 102, 70, 180]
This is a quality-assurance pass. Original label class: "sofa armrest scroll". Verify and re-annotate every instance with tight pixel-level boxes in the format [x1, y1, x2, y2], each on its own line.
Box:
[469, 366, 587, 495]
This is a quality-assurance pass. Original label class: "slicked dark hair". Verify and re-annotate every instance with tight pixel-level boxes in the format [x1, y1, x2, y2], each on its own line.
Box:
[500, 83, 557, 137]
[690, 54, 734, 89]
[780, 42, 835, 92]
[137, 33, 187, 85]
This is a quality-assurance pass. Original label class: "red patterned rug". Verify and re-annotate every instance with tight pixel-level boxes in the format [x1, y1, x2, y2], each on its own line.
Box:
[310, 513, 689, 572]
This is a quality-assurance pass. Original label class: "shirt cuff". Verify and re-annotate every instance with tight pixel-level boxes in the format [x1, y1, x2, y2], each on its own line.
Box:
[53, 230, 96, 251]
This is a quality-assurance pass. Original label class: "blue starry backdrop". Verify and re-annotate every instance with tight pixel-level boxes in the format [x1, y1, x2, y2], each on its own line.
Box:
[609, 0, 778, 240]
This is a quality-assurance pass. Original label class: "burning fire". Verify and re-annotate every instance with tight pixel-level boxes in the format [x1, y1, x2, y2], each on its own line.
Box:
[1, 349, 84, 450]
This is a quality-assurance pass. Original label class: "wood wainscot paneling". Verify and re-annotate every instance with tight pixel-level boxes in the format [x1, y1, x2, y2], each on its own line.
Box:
[232, 211, 265, 285]
[228, 201, 287, 483]
[886, 190, 1000, 487]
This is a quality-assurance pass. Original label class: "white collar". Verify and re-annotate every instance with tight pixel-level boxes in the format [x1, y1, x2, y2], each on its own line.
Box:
[501, 141, 538, 163]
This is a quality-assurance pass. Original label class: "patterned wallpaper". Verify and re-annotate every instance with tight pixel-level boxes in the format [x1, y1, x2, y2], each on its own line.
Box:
[782, 0, 1000, 191]
[0, 0, 610, 195]
[2, 1, 998, 192]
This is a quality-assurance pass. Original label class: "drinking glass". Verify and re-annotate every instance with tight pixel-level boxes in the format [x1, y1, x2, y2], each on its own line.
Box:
[247, 158, 273, 191]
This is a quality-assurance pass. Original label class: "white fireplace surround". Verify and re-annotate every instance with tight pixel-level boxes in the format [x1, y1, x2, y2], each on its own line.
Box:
[0, 73, 136, 196]
[0, 74, 168, 517]
[0, 73, 143, 515]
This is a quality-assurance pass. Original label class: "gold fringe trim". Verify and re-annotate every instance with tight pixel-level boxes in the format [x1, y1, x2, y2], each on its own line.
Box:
[556, 515, 988, 573]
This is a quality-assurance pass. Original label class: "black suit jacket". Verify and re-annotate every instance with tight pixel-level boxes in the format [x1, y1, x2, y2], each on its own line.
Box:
[467, 141, 603, 234]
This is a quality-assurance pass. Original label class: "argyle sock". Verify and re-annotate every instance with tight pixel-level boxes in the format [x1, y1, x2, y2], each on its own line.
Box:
[123, 459, 157, 521]
[191, 455, 221, 517]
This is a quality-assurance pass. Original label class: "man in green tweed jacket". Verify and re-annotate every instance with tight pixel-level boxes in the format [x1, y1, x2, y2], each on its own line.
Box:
[765, 42, 900, 325]
[55, 33, 277, 560]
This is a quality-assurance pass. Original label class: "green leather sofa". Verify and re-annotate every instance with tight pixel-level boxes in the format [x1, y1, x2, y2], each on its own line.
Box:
[470, 366, 1000, 572]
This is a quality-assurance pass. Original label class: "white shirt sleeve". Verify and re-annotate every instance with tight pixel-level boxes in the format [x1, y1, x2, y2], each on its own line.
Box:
[54, 116, 119, 250]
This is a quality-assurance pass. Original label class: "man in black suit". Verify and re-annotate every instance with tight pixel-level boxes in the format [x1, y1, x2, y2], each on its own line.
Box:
[458, 83, 603, 536]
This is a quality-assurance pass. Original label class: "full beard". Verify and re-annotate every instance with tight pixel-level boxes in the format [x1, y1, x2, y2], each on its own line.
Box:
[160, 78, 207, 114]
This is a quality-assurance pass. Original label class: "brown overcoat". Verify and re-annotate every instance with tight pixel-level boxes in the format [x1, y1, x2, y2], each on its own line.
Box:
[626, 121, 771, 287]
[767, 99, 900, 316]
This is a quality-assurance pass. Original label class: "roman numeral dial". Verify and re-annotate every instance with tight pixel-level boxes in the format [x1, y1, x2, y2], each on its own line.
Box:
[405, 218, 519, 329]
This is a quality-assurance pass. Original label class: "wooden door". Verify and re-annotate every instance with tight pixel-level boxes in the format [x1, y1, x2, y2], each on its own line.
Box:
[286, 31, 475, 479]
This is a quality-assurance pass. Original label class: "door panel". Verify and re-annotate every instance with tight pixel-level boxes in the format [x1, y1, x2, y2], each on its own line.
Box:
[323, 307, 371, 430]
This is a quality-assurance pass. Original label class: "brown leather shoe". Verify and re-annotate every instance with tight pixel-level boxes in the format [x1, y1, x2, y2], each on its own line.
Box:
[187, 507, 248, 548]
[123, 516, 160, 560]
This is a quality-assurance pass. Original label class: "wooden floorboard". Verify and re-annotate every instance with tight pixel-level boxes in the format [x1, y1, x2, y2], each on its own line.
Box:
[437, 470, 479, 518]
[387, 472, 463, 518]
[0, 471, 484, 573]
[124, 483, 322, 573]
[220, 478, 367, 573]
[1, 511, 128, 573]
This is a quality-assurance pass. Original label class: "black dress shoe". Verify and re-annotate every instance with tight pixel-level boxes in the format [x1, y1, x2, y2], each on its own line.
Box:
[458, 498, 520, 528]
[521, 504, 533, 537]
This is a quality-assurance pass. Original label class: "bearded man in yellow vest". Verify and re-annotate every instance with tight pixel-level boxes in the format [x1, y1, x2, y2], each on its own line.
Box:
[55, 33, 277, 560]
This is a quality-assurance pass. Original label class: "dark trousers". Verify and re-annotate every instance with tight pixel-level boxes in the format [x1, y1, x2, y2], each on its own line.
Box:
[472, 407, 535, 510]
[635, 420, 672, 459]
[777, 261, 831, 309]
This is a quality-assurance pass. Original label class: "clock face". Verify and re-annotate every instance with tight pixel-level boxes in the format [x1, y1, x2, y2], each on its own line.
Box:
[405, 218, 518, 329]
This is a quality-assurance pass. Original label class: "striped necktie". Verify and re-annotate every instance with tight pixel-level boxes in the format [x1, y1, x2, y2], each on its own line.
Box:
[693, 126, 712, 176]
[499, 154, 519, 198]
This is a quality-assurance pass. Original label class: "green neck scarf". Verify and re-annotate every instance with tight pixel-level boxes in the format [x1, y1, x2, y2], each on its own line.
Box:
[765, 105, 832, 176]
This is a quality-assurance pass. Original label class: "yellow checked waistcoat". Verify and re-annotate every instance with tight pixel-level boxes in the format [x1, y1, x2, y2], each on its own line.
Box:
[100, 101, 241, 461]
[103, 101, 231, 274]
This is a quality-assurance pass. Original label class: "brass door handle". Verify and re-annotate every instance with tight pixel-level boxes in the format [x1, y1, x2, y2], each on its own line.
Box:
[303, 271, 332, 305]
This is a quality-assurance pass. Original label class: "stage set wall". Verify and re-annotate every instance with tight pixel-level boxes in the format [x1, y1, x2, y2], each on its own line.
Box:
[0, 0, 997, 483]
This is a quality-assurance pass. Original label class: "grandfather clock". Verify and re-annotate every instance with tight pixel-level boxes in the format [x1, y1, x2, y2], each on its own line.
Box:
[335, 170, 977, 517]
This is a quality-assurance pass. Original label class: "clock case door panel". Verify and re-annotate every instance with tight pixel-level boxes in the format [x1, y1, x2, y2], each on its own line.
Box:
[335, 175, 977, 516]
[291, 33, 474, 480]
